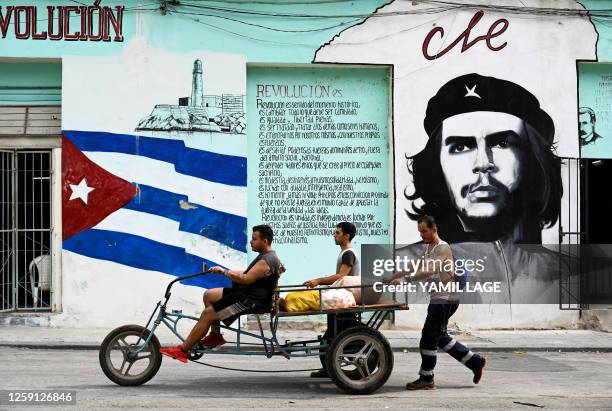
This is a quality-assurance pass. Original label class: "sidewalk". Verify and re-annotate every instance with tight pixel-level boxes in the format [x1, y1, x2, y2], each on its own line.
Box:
[0, 325, 610, 352]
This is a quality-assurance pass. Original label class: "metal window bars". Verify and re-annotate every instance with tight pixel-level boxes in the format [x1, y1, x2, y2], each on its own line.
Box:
[558, 157, 586, 310]
[0, 149, 52, 312]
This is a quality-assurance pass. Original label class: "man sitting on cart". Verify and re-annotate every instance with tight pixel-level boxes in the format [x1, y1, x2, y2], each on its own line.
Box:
[301, 221, 361, 378]
[160, 224, 283, 363]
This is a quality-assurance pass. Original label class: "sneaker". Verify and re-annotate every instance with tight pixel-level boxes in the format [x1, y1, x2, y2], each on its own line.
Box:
[200, 332, 226, 348]
[160, 345, 189, 363]
[473, 356, 487, 384]
[310, 368, 330, 378]
[406, 377, 436, 390]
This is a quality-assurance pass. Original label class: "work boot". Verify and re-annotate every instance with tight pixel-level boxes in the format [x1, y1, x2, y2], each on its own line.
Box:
[406, 377, 436, 390]
[310, 368, 330, 378]
[473, 356, 487, 384]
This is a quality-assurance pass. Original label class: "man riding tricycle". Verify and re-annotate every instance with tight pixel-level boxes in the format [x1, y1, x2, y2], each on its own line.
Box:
[99, 224, 407, 394]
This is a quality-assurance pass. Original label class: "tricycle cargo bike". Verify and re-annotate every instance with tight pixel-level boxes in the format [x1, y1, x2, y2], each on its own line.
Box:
[99, 271, 408, 394]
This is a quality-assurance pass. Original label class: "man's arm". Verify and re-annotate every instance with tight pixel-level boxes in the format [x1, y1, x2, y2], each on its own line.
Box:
[303, 250, 356, 288]
[303, 264, 352, 288]
[209, 260, 271, 285]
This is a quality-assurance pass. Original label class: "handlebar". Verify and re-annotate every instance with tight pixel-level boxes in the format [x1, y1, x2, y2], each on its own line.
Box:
[164, 263, 211, 298]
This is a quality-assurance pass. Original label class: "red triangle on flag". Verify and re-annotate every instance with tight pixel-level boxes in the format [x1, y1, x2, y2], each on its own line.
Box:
[62, 135, 138, 240]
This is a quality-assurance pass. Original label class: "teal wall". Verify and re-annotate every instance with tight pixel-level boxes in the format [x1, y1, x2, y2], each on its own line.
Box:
[581, 0, 612, 61]
[0, 1, 387, 62]
[137, 1, 388, 63]
[0, 62, 61, 105]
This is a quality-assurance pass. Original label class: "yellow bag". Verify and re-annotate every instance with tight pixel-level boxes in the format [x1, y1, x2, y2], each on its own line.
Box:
[284, 290, 320, 312]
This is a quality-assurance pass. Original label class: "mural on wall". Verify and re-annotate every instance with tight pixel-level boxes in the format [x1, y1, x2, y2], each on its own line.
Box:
[3, 0, 612, 326]
[314, 0, 598, 304]
[406, 73, 560, 245]
[578, 63, 612, 159]
[61, 44, 247, 290]
[246, 65, 392, 284]
[315, 0, 598, 245]
[136, 59, 246, 134]
[579, 107, 603, 147]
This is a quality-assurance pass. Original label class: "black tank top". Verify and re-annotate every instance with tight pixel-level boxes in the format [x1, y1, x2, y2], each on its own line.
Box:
[234, 250, 282, 304]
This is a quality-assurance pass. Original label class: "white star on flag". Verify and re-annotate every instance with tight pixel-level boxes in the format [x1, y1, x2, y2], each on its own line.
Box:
[464, 85, 481, 99]
[69, 178, 95, 205]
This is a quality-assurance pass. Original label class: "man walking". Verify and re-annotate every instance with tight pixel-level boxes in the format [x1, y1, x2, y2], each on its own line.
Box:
[386, 215, 487, 389]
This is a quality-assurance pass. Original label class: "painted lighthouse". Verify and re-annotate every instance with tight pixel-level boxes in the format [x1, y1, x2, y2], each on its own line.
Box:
[136, 59, 244, 133]
[191, 58, 204, 107]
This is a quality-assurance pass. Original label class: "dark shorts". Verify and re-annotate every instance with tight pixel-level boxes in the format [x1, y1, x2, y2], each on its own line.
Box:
[212, 288, 260, 326]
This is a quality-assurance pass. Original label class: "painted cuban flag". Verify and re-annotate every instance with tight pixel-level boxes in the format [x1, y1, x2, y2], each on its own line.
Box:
[60, 45, 248, 292]
[61, 131, 246, 289]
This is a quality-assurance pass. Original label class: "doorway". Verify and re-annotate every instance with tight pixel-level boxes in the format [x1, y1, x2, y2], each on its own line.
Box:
[0, 149, 53, 312]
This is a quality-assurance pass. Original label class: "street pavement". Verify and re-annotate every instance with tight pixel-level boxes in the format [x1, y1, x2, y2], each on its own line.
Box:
[1, 348, 611, 410]
[1, 325, 612, 352]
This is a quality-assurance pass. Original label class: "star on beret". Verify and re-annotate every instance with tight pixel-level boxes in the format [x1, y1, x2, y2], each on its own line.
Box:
[464, 85, 481, 99]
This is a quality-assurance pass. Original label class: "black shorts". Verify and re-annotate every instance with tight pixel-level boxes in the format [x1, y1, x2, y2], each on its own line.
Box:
[212, 288, 260, 326]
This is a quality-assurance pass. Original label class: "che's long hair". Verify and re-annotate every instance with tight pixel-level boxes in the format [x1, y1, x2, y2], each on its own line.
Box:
[405, 123, 562, 243]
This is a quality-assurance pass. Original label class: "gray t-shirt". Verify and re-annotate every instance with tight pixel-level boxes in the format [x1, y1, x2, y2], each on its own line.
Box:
[336, 248, 360, 277]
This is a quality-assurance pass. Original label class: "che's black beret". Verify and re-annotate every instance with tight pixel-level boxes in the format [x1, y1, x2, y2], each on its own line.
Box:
[424, 73, 554, 144]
